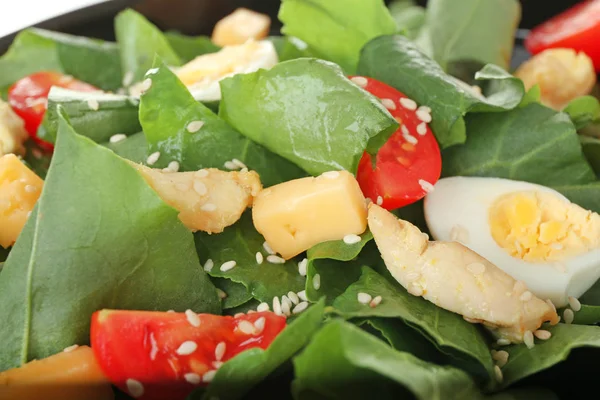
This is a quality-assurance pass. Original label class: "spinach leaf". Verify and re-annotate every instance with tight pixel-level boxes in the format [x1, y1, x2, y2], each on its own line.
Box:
[22, 140, 52, 179]
[139, 61, 306, 187]
[39, 87, 141, 144]
[423, 0, 521, 71]
[572, 279, 600, 325]
[552, 182, 600, 214]
[358, 35, 525, 148]
[192, 300, 325, 400]
[388, 0, 426, 40]
[164, 32, 219, 63]
[563, 96, 600, 130]
[195, 212, 306, 304]
[292, 319, 482, 400]
[486, 388, 559, 400]
[101, 132, 149, 164]
[219, 58, 398, 175]
[223, 299, 261, 316]
[0, 110, 220, 370]
[278, 0, 396, 73]
[269, 36, 315, 62]
[580, 135, 600, 177]
[114, 9, 182, 84]
[212, 278, 253, 310]
[332, 267, 495, 386]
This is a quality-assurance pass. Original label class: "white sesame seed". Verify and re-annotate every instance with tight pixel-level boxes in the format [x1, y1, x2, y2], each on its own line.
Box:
[313, 274, 321, 290]
[281, 295, 293, 310]
[224, 161, 238, 170]
[350, 76, 368, 87]
[381, 98, 396, 111]
[63, 344, 79, 353]
[176, 341, 198, 356]
[297, 290, 307, 301]
[167, 161, 180, 172]
[273, 296, 282, 315]
[494, 365, 503, 383]
[184, 373, 201, 385]
[201, 203, 217, 212]
[256, 302, 269, 312]
[418, 179, 435, 193]
[256, 252, 264, 264]
[281, 298, 291, 316]
[466, 262, 485, 275]
[149, 332, 158, 360]
[232, 158, 247, 169]
[416, 122, 428, 136]
[568, 296, 582, 312]
[369, 295, 383, 308]
[217, 289, 227, 299]
[520, 291, 533, 302]
[186, 120, 205, 133]
[263, 242, 276, 255]
[185, 309, 201, 327]
[298, 258, 308, 276]
[416, 108, 432, 123]
[322, 170, 340, 179]
[343, 234, 362, 245]
[287, 291, 300, 305]
[420, 106, 432, 113]
[267, 255, 285, 264]
[193, 181, 207, 196]
[293, 301, 309, 314]
[203, 370, 217, 383]
[24, 185, 38, 193]
[220, 260, 236, 272]
[237, 320, 256, 335]
[204, 259, 214, 272]
[496, 338, 511, 346]
[240, 167, 249, 173]
[408, 284, 424, 297]
[87, 99, 99, 111]
[357, 292, 372, 304]
[212, 361, 224, 369]
[109, 134, 127, 143]
[376, 196, 383, 206]
[195, 169, 209, 178]
[563, 308, 575, 324]
[141, 78, 152, 92]
[402, 128, 418, 145]
[122, 71, 134, 87]
[534, 329, 552, 340]
[215, 342, 226, 361]
[399, 97, 417, 110]
[523, 330, 535, 349]
[146, 67, 159, 76]
[146, 151, 161, 165]
[126, 379, 144, 398]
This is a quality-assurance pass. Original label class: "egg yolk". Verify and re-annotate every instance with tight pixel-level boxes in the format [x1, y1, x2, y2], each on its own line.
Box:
[489, 191, 600, 262]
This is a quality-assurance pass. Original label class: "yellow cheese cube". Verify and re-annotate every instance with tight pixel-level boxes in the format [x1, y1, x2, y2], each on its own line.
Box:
[252, 171, 367, 259]
[212, 8, 271, 47]
[0, 154, 44, 248]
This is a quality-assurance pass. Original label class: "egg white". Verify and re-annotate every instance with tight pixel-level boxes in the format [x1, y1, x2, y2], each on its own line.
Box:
[423, 176, 600, 307]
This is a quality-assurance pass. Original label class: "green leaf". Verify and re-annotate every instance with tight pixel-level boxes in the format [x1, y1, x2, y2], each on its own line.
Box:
[39, 87, 142, 144]
[164, 32, 220, 63]
[192, 299, 325, 400]
[195, 212, 306, 304]
[388, 1, 426, 40]
[424, 0, 521, 71]
[563, 96, 600, 130]
[580, 135, 600, 177]
[572, 279, 600, 325]
[101, 132, 149, 164]
[358, 35, 524, 148]
[114, 9, 182, 83]
[0, 110, 220, 370]
[269, 36, 316, 62]
[222, 299, 261, 316]
[220, 58, 398, 175]
[22, 140, 52, 179]
[331, 267, 495, 386]
[552, 181, 600, 214]
[292, 319, 482, 400]
[279, 0, 396, 73]
[518, 84, 541, 108]
[486, 388, 559, 400]
[212, 278, 253, 310]
[139, 61, 306, 187]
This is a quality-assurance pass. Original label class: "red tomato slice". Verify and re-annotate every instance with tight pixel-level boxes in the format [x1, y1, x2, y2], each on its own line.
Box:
[352, 76, 442, 211]
[91, 309, 286, 400]
[525, 0, 600, 71]
[8, 71, 98, 150]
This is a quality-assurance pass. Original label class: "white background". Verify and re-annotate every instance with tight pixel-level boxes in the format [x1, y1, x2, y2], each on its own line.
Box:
[0, 0, 108, 38]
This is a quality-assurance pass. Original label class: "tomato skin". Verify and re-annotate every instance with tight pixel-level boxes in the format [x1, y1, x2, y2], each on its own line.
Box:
[525, 0, 600, 71]
[352, 76, 442, 211]
[8, 71, 98, 150]
[91, 310, 286, 400]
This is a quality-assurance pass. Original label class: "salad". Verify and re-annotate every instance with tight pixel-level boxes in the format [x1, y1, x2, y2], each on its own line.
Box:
[1, 0, 600, 399]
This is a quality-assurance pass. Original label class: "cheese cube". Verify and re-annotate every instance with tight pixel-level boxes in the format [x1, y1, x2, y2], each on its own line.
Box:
[0, 154, 44, 248]
[212, 8, 271, 47]
[252, 171, 367, 259]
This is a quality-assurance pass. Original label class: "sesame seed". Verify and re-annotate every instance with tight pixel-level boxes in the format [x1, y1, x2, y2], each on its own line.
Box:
[297, 290, 307, 302]
[408, 284, 424, 296]
[267, 255, 285, 264]
[240, 167, 249, 173]
[87, 99, 99, 111]
[186, 120, 205, 133]
[176, 341, 198, 355]
[237, 320, 256, 335]
[369, 295, 382, 308]
[288, 291, 300, 305]
[126, 379, 144, 398]
[141, 78, 152, 92]
[494, 365, 503, 383]
[195, 169, 209, 178]
[122, 71, 134, 87]
[257, 303, 269, 312]
[298, 258, 308, 276]
[203, 370, 217, 383]
[217, 289, 227, 299]
[466, 262, 485, 275]
[281, 295, 293, 310]
[146, 68, 159, 76]
[406, 272, 420, 282]
[193, 181, 207, 196]
[281, 298, 291, 316]
[322, 171, 340, 179]
[420, 106, 432, 113]
[212, 361, 224, 369]
[563, 308, 575, 324]
[343, 234, 361, 245]
[350, 76, 368, 87]
[167, 161, 180, 172]
[293, 301, 309, 314]
[492, 350, 509, 362]
[63, 344, 79, 353]
[109, 134, 127, 143]
[220, 260, 236, 272]
[416, 108, 432, 123]
[204, 259, 214, 272]
[263, 242, 276, 255]
[357, 292, 372, 304]
[185, 309, 201, 327]
[215, 342, 226, 361]
[399, 97, 417, 110]
[376, 196, 383, 206]
[146, 151, 161, 165]
[201, 203, 217, 212]
[149, 332, 158, 360]
[313, 274, 321, 290]
[381, 98, 396, 110]
[416, 122, 428, 136]
[568, 296, 582, 312]
[520, 291, 533, 302]
[256, 252, 264, 264]
[232, 158, 247, 169]
[224, 161, 238, 170]
[402, 128, 418, 145]
[24, 185, 37, 193]
[523, 330, 535, 349]
[184, 373, 201, 385]
[418, 179, 435, 193]
[496, 338, 511, 346]
[534, 329, 552, 340]
[273, 297, 282, 315]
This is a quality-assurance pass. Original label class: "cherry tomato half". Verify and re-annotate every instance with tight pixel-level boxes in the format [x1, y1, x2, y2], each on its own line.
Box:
[352, 76, 442, 211]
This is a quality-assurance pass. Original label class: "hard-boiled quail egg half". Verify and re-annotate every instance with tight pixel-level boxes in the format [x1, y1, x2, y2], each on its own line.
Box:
[424, 177, 600, 307]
